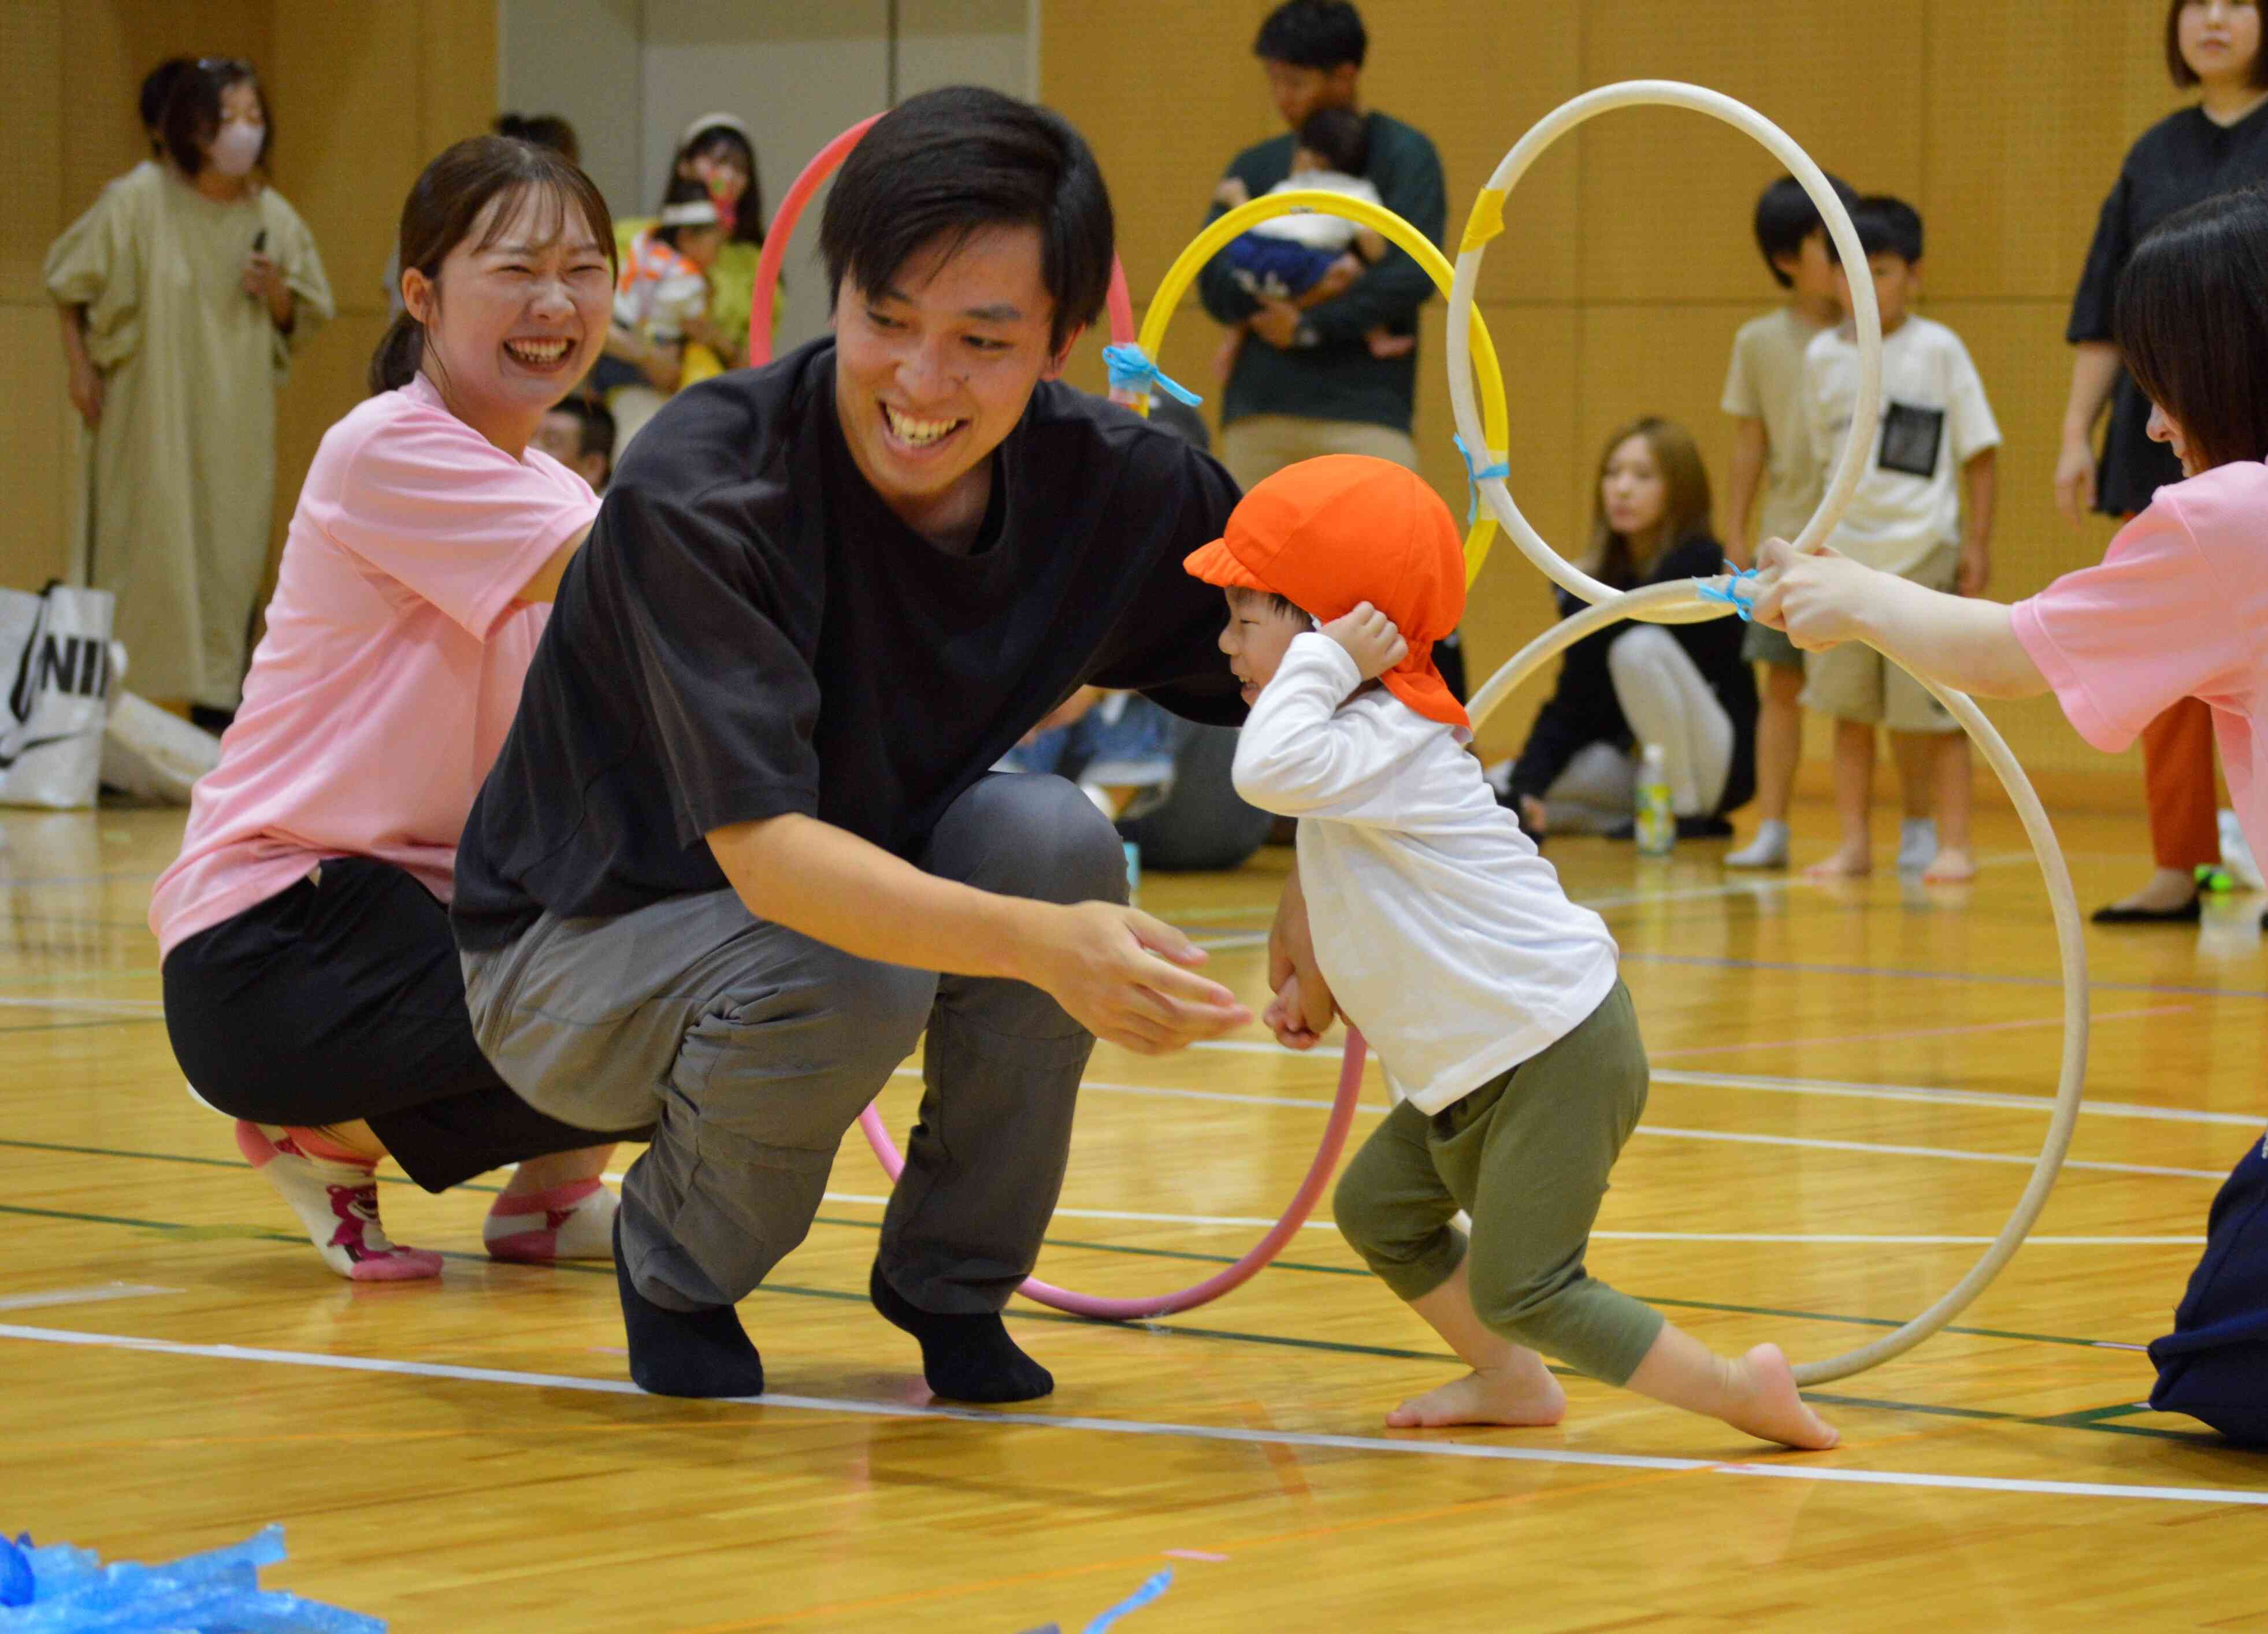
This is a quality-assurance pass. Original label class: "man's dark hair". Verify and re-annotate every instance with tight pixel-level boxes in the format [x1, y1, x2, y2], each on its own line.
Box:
[819, 85, 1112, 356]
[493, 112, 581, 163]
[2117, 185, 2268, 472]
[1752, 172, 1860, 287]
[1254, 1, 1367, 70]
[1827, 194, 1924, 267]
[162, 57, 272, 178]
[554, 394, 617, 474]
[2167, 0, 2268, 89]
[1296, 106, 1369, 175]
[139, 57, 193, 151]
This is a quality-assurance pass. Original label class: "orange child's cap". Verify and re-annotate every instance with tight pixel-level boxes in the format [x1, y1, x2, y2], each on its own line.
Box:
[1185, 455, 1469, 730]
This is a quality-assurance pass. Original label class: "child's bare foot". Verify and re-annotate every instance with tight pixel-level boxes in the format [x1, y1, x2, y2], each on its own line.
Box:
[1921, 846, 1976, 883]
[1720, 1344, 1838, 1450]
[1803, 846, 1871, 881]
[1385, 1354, 1567, 1428]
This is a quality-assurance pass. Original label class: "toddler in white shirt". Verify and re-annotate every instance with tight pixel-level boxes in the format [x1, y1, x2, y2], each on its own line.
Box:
[1189, 455, 1835, 1449]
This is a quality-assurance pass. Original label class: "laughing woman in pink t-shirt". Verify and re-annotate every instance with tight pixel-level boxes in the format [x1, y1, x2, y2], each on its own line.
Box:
[153, 136, 643, 1280]
[1753, 186, 2268, 1446]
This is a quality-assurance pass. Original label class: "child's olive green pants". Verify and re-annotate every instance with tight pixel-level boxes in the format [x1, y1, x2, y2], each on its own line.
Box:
[1331, 982, 1665, 1385]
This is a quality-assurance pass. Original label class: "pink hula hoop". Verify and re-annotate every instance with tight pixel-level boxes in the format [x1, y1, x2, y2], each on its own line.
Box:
[748, 113, 1137, 367]
[859, 1030, 1369, 1320]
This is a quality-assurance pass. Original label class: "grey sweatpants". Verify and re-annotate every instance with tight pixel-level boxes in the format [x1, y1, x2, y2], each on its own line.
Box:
[460, 773, 1127, 1318]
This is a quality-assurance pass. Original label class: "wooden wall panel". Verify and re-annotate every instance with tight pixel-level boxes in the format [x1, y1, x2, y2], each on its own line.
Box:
[266, 4, 429, 326]
[0, 309, 72, 589]
[420, 0, 503, 167]
[1923, 6, 2160, 300]
[1356, 0, 1583, 304]
[1038, 1, 1274, 305]
[1578, 0, 1924, 304]
[1, 0, 64, 304]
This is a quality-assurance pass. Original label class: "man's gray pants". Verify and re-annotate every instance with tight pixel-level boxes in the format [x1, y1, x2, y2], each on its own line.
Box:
[461, 773, 1127, 1317]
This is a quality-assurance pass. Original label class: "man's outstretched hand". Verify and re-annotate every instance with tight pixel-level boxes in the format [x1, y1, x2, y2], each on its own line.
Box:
[1033, 901, 1251, 1056]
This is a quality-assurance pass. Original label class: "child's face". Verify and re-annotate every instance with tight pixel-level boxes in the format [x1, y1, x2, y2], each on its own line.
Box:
[1835, 251, 1918, 332]
[2147, 402, 2206, 477]
[1217, 586, 1311, 705]
[1777, 229, 1842, 306]
[681, 224, 727, 273]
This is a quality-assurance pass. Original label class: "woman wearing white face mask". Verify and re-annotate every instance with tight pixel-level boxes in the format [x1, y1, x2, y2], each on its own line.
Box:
[45, 57, 334, 733]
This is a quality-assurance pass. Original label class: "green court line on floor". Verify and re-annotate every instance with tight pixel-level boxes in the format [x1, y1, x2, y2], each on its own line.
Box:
[0, 1135, 2160, 1357]
[0, 1200, 2195, 1446]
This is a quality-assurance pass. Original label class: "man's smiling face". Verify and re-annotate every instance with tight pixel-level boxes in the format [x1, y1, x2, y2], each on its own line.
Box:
[830, 224, 1071, 537]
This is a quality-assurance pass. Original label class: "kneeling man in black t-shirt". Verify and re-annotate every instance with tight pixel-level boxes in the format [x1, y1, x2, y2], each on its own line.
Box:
[453, 87, 1314, 1402]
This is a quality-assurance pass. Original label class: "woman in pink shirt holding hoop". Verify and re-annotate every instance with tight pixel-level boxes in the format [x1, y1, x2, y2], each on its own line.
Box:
[1753, 185, 2268, 1446]
[154, 136, 645, 1280]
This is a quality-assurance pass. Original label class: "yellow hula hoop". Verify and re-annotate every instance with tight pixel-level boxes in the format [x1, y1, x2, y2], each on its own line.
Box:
[1137, 190, 1510, 588]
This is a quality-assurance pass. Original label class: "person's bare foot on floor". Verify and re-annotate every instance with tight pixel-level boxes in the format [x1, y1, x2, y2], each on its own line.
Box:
[1386, 1353, 1567, 1428]
[1921, 846, 1976, 883]
[1718, 1344, 1839, 1450]
[1803, 846, 1871, 881]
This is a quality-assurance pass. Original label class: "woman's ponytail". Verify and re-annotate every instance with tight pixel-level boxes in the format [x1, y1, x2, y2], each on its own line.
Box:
[368, 312, 424, 395]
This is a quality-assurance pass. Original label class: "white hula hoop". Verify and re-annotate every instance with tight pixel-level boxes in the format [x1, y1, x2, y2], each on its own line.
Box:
[1444, 81, 1881, 607]
[1469, 583, 2089, 1386]
[1443, 84, 2087, 1384]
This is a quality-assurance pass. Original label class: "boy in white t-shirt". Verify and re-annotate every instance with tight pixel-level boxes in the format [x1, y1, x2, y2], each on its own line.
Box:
[1187, 455, 1836, 1450]
[1799, 196, 2000, 882]
[1721, 173, 1858, 871]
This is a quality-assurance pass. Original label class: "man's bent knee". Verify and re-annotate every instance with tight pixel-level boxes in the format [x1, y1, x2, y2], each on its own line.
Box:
[930, 774, 1129, 907]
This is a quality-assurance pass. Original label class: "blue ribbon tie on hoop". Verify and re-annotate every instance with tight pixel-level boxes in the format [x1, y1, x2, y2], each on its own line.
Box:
[1453, 434, 1509, 528]
[1101, 344, 1202, 408]
[1694, 559, 1760, 623]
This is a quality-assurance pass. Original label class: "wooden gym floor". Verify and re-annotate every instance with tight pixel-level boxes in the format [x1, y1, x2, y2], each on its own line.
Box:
[3, 800, 2264, 1631]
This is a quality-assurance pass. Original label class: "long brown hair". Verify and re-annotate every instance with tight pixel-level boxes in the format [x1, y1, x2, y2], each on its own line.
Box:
[368, 136, 617, 396]
[1586, 417, 1714, 589]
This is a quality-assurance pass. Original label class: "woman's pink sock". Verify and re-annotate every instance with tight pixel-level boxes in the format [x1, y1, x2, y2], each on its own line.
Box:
[234, 1121, 443, 1282]
[484, 1176, 617, 1264]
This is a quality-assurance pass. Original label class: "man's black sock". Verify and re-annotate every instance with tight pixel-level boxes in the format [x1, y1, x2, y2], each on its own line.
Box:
[869, 1261, 1053, 1403]
[615, 1215, 764, 1398]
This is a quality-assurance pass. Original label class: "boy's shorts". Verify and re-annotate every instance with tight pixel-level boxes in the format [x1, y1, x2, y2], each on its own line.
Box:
[1801, 540, 1961, 734]
[1742, 621, 1803, 669]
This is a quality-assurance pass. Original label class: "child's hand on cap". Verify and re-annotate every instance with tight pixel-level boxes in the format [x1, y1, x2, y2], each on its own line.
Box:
[1322, 601, 1409, 681]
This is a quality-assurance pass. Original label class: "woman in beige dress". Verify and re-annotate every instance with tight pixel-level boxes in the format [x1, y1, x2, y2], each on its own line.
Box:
[46, 57, 333, 731]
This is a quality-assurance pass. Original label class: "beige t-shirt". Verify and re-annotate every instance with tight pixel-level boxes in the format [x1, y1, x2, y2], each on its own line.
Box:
[1721, 307, 1833, 547]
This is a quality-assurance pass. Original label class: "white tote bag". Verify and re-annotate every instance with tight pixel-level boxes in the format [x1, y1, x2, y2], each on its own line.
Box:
[0, 583, 117, 809]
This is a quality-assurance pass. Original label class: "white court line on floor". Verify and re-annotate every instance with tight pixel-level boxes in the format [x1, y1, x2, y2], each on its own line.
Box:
[1167, 852, 2041, 935]
[0, 994, 164, 1016]
[1178, 1050, 2263, 1138]
[775, 1190, 2206, 1245]
[1650, 1069, 2268, 1132]
[3, 1322, 2257, 1508]
[0, 1283, 176, 1312]
[911, 1075, 2222, 1182]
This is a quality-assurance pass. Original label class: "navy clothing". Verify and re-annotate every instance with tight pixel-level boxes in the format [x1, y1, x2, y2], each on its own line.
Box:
[454, 340, 1244, 949]
[2069, 99, 2268, 516]
[1505, 533, 1758, 816]
[1197, 111, 1446, 433]
[2149, 1131, 2268, 1444]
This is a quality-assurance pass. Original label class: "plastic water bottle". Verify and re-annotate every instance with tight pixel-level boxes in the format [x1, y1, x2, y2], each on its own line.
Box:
[1634, 743, 1675, 856]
